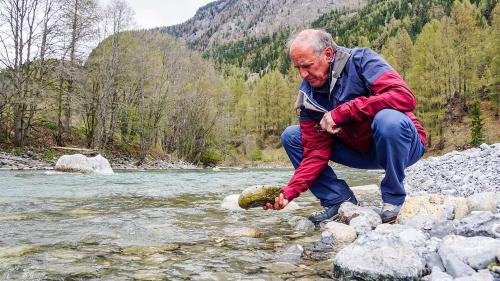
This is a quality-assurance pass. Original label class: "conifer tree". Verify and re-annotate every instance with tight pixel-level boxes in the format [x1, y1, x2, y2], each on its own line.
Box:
[470, 100, 485, 146]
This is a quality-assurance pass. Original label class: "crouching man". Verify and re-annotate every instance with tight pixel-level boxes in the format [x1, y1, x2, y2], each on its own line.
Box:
[264, 29, 427, 224]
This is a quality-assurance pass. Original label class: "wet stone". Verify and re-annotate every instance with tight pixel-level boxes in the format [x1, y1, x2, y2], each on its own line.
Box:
[238, 185, 282, 209]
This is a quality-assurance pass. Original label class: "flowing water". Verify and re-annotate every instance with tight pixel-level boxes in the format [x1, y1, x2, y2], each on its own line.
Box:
[0, 168, 379, 280]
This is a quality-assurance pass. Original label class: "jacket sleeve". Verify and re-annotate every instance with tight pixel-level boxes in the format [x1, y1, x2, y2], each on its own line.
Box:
[330, 48, 416, 125]
[282, 117, 333, 201]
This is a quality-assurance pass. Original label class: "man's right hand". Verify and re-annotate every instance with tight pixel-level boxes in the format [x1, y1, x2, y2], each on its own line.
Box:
[263, 192, 289, 210]
[320, 111, 341, 134]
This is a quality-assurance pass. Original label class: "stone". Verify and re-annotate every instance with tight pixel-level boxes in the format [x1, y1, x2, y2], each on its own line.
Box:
[425, 253, 445, 272]
[338, 202, 382, 230]
[428, 266, 453, 281]
[456, 211, 500, 238]
[397, 195, 449, 224]
[429, 220, 457, 239]
[350, 184, 382, 207]
[467, 192, 497, 213]
[349, 215, 375, 236]
[224, 227, 262, 238]
[440, 253, 476, 278]
[438, 235, 500, 272]
[333, 229, 423, 280]
[324, 221, 357, 243]
[220, 194, 243, 210]
[454, 271, 494, 281]
[237, 185, 281, 209]
[444, 196, 469, 220]
[403, 215, 435, 231]
[289, 216, 315, 233]
[374, 224, 428, 257]
[273, 244, 303, 265]
[55, 154, 113, 175]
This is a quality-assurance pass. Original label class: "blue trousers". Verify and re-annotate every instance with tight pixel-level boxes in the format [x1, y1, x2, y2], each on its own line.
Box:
[281, 109, 425, 206]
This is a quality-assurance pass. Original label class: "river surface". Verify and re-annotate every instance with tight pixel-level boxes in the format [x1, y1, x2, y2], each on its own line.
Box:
[0, 168, 379, 280]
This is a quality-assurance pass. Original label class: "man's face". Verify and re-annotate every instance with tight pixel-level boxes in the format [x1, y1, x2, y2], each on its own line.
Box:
[290, 44, 332, 88]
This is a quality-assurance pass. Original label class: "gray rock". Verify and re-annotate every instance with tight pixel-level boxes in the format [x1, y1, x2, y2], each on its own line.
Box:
[429, 220, 457, 238]
[456, 211, 500, 238]
[291, 217, 315, 233]
[274, 244, 304, 265]
[338, 202, 382, 230]
[425, 252, 445, 272]
[439, 235, 500, 272]
[349, 215, 374, 236]
[308, 231, 335, 252]
[333, 228, 424, 280]
[428, 266, 453, 281]
[454, 271, 494, 281]
[403, 215, 435, 231]
[440, 253, 476, 278]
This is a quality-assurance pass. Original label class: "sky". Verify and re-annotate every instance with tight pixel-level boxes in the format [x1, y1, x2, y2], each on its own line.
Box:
[98, 0, 215, 29]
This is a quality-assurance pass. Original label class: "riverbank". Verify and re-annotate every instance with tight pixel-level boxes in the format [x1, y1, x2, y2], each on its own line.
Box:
[0, 150, 293, 171]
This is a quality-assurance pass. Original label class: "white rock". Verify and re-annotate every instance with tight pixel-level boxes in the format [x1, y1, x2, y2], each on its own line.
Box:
[55, 154, 113, 175]
[438, 235, 500, 271]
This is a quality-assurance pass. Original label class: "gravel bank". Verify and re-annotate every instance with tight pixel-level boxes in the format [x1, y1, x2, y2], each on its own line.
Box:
[405, 143, 500, 197]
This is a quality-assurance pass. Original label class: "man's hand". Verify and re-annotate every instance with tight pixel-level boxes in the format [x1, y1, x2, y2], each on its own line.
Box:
[320, 112, 341, 134]
[263, 193, 289, 210]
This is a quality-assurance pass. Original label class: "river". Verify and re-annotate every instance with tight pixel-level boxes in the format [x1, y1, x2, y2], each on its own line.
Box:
[0, 168, 379, 280]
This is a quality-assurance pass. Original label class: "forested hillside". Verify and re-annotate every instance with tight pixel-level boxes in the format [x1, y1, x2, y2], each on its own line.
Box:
[0, 0, 498, 166]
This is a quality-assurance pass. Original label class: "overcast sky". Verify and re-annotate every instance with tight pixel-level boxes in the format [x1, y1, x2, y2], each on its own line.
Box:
[98, 0, 215, 29]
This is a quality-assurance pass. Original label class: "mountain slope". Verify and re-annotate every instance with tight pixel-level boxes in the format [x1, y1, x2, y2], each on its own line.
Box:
[160, 0, 367, 50]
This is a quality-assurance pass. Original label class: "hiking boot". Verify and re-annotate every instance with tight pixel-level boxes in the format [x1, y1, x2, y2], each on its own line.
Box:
[381, 203, 402, 224]
[308, 195, 358, 224]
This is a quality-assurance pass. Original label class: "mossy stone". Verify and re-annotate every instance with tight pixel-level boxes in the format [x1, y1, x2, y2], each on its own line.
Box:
[238, 185, 282, 209]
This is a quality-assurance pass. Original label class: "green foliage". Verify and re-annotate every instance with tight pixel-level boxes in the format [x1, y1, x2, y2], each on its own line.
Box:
[250, 148, 263, 161]
[470, 100, 485, 146]
[199, 148, 223, 166]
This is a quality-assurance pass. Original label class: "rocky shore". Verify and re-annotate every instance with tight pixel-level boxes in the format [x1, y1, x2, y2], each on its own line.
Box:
[0, 151, 199, 170]
[222, 143, 500, 280]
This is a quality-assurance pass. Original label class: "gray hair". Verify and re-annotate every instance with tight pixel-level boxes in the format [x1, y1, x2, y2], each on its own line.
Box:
[287, 29, 338, 55]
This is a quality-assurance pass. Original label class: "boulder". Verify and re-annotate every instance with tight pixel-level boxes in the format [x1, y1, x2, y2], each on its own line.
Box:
[467, 192, 497, 213]
[438, 235, 500, 272]
[238, 185, 281, 209]
[397, 194, 469, 224]
[351, 184, 382, 207]
[324, 221, 357, 243]
[338, 202, 382, 232]
[333, 227, 424, 281]
[456, 211, 500, 238]
[55, 154, 113, 175]
[429, 220, 457, 239]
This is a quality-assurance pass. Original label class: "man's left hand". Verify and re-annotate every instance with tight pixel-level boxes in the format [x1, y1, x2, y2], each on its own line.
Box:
[320, 112, 341, 134]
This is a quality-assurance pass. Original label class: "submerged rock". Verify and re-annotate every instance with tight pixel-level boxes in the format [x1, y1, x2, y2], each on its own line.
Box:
[238, 185, 282, 209]
[55, 154, 113, 175]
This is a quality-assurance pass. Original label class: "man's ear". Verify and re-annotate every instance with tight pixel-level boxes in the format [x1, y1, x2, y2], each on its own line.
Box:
[324, 47, 334, 62]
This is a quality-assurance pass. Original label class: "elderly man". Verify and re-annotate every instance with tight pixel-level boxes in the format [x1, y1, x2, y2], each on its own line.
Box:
[264, 29, 427, 224]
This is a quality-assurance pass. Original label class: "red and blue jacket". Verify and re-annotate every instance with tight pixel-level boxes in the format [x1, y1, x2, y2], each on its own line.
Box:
[282, 47, 427, 201]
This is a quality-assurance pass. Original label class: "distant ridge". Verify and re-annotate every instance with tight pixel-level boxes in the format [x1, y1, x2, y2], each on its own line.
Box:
[158, 0, 367, 50]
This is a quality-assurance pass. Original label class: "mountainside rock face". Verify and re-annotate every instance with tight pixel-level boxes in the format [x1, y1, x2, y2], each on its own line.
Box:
[161, 0, 367, 50]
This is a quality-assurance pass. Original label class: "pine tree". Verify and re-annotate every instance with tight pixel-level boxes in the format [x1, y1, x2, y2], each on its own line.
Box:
[470, 100, 485, 147]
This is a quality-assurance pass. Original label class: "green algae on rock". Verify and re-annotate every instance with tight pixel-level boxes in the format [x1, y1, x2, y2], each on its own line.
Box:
[238, 185, 282, 209]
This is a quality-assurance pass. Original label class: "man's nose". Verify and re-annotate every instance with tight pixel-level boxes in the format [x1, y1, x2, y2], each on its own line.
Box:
[299, 68, 309, 79]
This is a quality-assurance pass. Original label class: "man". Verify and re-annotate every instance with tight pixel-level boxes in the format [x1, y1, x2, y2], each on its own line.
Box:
[263, 29, 427, 224]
